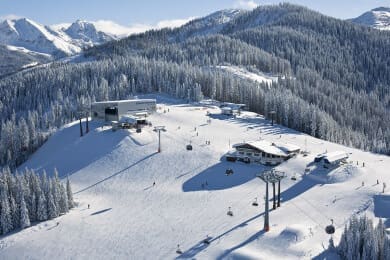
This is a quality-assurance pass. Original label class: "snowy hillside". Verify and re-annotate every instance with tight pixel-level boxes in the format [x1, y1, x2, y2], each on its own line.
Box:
[349, 7, 390, 30]
[214, 65, 279, 85]
[172, 9, 246, 40]
[1, 95, 388, 259]
[0, 44, 51, 77]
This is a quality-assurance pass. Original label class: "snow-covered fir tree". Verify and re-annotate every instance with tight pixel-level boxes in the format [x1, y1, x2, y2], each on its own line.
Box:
[19, 197, 31, 229]
[337, 215, 390, 260]
[0, 168, 74, 235]
[37, 191, 48, 221]
[66, 177, 74, 209]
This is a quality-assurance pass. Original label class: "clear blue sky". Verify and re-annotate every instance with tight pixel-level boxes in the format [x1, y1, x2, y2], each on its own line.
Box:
[1, 0, 389, 25]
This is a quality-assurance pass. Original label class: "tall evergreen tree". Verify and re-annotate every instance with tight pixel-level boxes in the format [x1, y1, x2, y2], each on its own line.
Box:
[19, 197, 30, 229]
[66, 177, 74, 209]
[36, 191, 48, 221]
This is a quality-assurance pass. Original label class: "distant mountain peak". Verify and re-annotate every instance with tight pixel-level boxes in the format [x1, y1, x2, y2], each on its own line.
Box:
[372, 7, 390, 12]
[350, 7, 390, 30]
[0, 17, 123, 57]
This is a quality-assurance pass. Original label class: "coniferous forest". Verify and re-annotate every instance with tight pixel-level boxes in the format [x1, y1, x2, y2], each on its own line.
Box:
[337, 215, 390, 259]
[0, 167, 74, 235]
[0, 4, 389, 169]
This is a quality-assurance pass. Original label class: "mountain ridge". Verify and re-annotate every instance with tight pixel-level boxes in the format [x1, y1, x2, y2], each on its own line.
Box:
[349, 6, 390, 30]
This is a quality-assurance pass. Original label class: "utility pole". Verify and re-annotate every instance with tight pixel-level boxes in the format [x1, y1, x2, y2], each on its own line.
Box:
[257, 169, 286, 232]
[153, 126, 166, 153]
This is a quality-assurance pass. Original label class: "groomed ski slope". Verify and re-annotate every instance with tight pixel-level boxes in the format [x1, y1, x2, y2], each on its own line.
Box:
[2, 95, 389, 259]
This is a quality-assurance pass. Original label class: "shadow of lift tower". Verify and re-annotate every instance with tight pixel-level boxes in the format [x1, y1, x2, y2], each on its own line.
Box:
[256, 169, 286, 232]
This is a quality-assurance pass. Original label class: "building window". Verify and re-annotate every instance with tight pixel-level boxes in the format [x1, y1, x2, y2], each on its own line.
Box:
[105, 107, 118, 115]
[246, 152, 252, 156]
[262, 152, 265, 157]
[239, 152, 244, 155]
[254, 153, 259, 157]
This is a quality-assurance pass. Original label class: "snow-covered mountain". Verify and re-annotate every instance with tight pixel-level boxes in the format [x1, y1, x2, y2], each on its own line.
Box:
[64, 20, 116, 46]
[0, 18, 118, 57]
[0, 18, 81, 56]
[350, 7, 390, 30]
[173, 9, 246, 39]
[1, 95, 388, 259]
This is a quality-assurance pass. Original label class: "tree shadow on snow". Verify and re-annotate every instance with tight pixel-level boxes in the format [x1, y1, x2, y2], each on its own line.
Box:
[312, 248, 340, 260]
[176, 212, 266, 259]
[182, 160, 269, 192]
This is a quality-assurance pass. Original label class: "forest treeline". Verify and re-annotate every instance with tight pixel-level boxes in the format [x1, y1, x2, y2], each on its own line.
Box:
[0, 3, 389, 168]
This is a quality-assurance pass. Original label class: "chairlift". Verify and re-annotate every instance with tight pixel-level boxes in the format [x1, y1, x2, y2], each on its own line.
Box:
[227, 207, 233, 216]
[291, 174, 297, 181]
[252, 197, 259, 207]
[203, 236, 211, 245]
[186, 144, 193, 150]
[225, 168, 234, 176]
[325, 219, 335, 235]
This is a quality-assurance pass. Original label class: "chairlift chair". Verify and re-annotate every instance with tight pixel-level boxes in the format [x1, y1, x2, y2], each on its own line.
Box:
[186, 144, 193, 150]
[252, 198, 259, 206]
[227, 209, 233, 216]
[325, 219, 335, 235]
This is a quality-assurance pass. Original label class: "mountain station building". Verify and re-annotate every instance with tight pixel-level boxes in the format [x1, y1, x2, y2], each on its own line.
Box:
[91, 99, 156, 122]
[227, 140, 300, 165]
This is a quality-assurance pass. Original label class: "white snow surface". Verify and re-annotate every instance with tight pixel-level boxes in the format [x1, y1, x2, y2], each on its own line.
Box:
[1, 94, 389, 259]
[215, 65, 278, 85]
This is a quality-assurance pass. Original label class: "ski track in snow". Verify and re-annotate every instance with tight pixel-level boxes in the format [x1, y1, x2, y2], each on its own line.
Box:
[1, 95, 389, 259]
